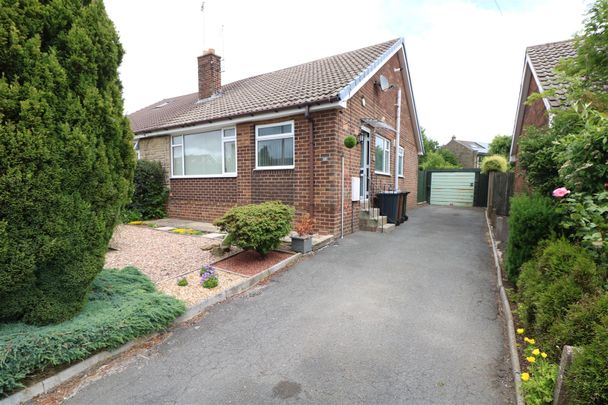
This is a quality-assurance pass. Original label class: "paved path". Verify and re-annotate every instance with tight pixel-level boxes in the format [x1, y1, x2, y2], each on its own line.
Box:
[65, 206, 513, 404]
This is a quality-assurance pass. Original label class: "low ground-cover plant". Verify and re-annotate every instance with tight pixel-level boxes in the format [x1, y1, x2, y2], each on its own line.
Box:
[127, 160, 168, 220]
[215, 201, 295, 257]
[519, 332, 558, 405]
[200, 265, 218, 289]
[517, 239, 603, 341]
[481, 155, 508, 174]
[170, 228, 204, 236]
[177, 278, 188, 287]
[0, 267, 185, 395]
[506, 194, 560, 282]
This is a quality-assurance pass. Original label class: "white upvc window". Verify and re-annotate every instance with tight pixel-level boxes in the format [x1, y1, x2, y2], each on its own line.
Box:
[375, 135, 391, 175]
[398, 146, 404, 177]
[255, 121, 295, 170]
[171, 128, 237, 177]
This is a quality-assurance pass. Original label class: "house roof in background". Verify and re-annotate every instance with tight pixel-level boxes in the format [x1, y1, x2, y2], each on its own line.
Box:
[129, 39, 400, 134]
[452, 140, 489, 154]
[510, 39, 576, 161]
[526, 39, 576, 108]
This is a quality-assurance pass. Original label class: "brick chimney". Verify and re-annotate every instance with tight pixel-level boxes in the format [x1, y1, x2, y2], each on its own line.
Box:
[197, 48, 221, 99]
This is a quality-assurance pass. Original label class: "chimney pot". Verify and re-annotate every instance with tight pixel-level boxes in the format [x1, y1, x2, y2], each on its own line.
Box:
[198, 49, 221, 99]
[451, 135, 456, 141]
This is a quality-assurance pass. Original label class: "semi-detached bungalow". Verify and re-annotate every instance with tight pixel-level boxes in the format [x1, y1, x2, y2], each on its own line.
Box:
[129, 38, 424, 236]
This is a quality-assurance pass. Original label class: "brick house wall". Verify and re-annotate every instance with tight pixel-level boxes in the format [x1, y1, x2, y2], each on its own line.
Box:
[138, 53, 419, 236]
[443, 139, 479, 168]
[513, 77, 549, 193]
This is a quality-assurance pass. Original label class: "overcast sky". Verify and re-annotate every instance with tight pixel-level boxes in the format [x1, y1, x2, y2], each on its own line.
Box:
[104, 0, 590, 145]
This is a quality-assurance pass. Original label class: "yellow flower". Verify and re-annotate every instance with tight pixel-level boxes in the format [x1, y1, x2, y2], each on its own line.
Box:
[523, 337, 530, 343]
[532, 348, 540, 356]
[128, 220, 144, 225]
[527, 338, 536, 345]
[517, 328, 524, 334]
[527, 356, 536, 363]
[541, 352, 547, 358]
[521, 372, 530, 382]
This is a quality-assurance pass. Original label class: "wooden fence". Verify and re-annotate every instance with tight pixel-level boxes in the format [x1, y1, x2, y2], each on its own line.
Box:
[487, 171, 515, 217]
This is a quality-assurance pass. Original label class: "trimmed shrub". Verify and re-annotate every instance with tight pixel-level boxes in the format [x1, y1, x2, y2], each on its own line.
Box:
[214, 201, 295, 257]
[517, 239, 603, 341]
[547, 293, 608, 356]
[0, 1, 135, 324]
[480, 154, 508, 174]
[505, 194, 560, 282]
[127, 160, 168, 220]
[0, 267, 185, 395]
[566, 318, 608, 405]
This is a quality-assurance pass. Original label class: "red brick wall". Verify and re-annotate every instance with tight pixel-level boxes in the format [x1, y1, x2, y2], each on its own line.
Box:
[514, 77, 549, 193]
[336, 52, 420, 235]
[165, 52, 420, 236]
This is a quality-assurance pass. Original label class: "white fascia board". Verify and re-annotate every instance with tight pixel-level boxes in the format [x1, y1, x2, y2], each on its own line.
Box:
[397, 42, 424, 156]
[335, 38, 424, 156]
[510, 56, 531, 162]
[134, 101, 346, 139]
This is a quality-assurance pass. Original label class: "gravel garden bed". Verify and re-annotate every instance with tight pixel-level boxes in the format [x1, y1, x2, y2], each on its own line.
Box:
[156, 270, 244, 307]
[106, 225, 215, 283]
[214, 250, 294, 277]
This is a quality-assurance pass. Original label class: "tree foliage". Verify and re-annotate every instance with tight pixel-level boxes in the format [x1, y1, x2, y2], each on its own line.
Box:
[480, 155, 508, 174]
[128, 160, 168, 220]
[0, 1, 135, 324]
[419, 129, 461, 170]
[488, 135, 512, 159]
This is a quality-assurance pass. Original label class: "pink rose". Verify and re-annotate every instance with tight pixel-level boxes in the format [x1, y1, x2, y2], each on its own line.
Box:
[552, 187, 571, 198]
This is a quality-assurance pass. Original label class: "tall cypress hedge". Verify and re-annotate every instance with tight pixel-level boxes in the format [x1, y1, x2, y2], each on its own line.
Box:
[0, 0, 135, 324]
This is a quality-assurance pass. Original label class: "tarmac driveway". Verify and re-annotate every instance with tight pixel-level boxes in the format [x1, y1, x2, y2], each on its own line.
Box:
[64, 205, 513, 404]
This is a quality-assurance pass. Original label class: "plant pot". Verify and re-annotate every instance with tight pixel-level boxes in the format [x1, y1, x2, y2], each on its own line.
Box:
[291, 235, 313, 253]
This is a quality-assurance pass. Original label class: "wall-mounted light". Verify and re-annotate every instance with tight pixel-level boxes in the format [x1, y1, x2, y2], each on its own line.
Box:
[361, 96, 366, 107]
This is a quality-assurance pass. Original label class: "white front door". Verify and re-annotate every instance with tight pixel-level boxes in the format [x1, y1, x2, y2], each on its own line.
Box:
[360, 130, 370, 200]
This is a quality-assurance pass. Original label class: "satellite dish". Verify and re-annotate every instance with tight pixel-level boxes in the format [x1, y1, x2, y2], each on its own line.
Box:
[378, 75, 390, 91]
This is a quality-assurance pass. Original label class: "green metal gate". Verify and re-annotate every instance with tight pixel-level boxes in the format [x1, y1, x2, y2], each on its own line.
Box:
[430, 172, 476, 207]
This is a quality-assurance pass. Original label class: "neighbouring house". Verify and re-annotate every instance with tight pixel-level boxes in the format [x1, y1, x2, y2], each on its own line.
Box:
[509, 40, 575, 193]
[442, 136, 488, 168]
[129, 38, 424, 236]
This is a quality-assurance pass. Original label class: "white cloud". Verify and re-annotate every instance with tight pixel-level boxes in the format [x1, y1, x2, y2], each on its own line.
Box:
[105, 0, 589, 145]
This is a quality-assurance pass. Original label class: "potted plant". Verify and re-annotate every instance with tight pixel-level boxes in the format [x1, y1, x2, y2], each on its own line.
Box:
[291, 214, 314, 253]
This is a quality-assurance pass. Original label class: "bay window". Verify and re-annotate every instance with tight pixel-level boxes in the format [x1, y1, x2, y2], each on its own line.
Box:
[255, 121, 294, 169]
[171, 128, 236, 177]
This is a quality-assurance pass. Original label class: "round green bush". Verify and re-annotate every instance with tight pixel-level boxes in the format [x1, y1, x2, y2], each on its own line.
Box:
[0, 1, 135, 324]
[480, 154, 509, 174]
[214, 201, 295, 257]
[566, 318, 608, 404]
[177, 278, 188, 287]
[505, 194, 559, 282]
[127, 160, 168, 220]
[344, 135, 357, 149]
[202, 276, 219, 289]
[517, 239, 603, 339]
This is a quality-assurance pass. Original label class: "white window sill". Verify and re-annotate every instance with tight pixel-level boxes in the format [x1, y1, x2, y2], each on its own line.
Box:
[398, 175, 404, 178]
[375, 172, 391, 177]
[171, 174, 237, 179]
[254, 166, 295, 171]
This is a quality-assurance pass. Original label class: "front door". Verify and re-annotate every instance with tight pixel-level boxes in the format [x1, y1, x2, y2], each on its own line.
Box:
[360, 130, 370, 200]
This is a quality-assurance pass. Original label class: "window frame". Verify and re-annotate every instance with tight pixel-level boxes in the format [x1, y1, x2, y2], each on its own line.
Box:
[374, 135, 391, 176]
[170, 127, 237, 178]
[255, 120, 295, 170]
[398, 146, 404, 177]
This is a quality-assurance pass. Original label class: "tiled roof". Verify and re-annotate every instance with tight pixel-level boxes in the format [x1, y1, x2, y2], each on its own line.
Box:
[129, 39, 401, 134]
[526, 40, 576, 108]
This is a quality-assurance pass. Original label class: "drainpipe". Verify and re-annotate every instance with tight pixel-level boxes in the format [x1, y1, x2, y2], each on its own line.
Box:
[305, 106, 315, 217]
[394, 88, 402, 192]
[341, 154, 344, 239]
